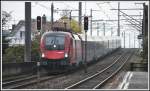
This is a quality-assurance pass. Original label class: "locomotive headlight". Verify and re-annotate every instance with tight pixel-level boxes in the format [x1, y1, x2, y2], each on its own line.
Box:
[64, 53, 68, 58]
[42, 53, 45, 58]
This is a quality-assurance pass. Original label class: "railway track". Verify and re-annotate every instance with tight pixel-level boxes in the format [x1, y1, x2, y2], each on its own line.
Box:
[2, 72, 64, 89]
[65, 50, 134, 89]
[22, 49, 124, 89]
[3, 75, 38, 89]
[2, 73, 34, 82]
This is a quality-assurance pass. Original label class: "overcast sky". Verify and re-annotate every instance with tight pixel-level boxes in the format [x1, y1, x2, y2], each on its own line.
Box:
[1, 1, 149, 48]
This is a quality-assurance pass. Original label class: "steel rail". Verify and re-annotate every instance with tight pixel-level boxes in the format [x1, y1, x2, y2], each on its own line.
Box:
[8, 76, 55, 89]
[2, 74, 34, 82]
[65, 52, 126, 89]
[3, 73, 65, 89]
[93, 51, 133, 89]
[2, 75, 37, 87]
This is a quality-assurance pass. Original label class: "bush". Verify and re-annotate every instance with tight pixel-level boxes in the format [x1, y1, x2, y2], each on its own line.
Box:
[31, 38, 40, 61]
[3, 46, 24, 63]
[3, 38, 41, 63]
[2, 36, 9, 54]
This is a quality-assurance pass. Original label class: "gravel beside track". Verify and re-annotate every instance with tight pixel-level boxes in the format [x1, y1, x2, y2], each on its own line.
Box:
[23, 49, 133, 89]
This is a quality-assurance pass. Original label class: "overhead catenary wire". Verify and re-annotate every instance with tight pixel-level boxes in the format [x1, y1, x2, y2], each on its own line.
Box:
[96, 3, 110, 20]
[34, 2, 51, 10]
[96, 2, 119, 35]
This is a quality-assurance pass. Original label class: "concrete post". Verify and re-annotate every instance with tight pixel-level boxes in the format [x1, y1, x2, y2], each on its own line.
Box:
[51, 3, 54, 30]
[90, 9, 92, 36]
[118, 2, 120, 36]
[103, 23, 105, 36]
[79, 2, 82, 32]
[25, 2, 31, 62]
[124, 31, 125, 48]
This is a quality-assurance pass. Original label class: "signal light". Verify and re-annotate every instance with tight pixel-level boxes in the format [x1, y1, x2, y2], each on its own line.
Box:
[84, 16, 88, 31]
[37, 16, 41, 30]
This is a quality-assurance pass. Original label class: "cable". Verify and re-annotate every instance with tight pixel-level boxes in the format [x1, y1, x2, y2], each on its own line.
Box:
[63, 2, 77, 10]
[33, 2, 51, 10]
[96, 3, 111, 23]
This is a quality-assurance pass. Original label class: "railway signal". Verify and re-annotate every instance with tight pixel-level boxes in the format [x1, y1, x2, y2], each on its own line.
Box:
[138, 34, 143, 39]
[84, 16, 88, 32]
[37, 16, 41, 30]
[84, 16, 88, 73]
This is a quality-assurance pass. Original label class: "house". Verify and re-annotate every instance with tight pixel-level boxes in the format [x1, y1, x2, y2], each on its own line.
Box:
[7, 16, 81, 46]
[7, 20, 33, 46]
[7, 20, 27, 46]
[6, 19, 52, 46]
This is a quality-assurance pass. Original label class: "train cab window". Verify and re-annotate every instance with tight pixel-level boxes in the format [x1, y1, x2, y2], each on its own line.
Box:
[45, 35, 65, 50]
[45, 36, 55, 45]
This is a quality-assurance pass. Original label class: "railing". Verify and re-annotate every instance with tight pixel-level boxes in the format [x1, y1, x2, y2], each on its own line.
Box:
[130, 62, 148, 71]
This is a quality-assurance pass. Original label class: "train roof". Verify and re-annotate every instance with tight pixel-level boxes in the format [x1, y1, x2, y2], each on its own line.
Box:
[79, 34, 121, 41]
[42, 31, 121, 41]
[42, 31, 72, 37]
[42, 31, 82, 41]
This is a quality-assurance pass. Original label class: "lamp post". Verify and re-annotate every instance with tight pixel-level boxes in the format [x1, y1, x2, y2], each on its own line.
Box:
[69, 11, 72, 29]
[64, 22, 67, 31]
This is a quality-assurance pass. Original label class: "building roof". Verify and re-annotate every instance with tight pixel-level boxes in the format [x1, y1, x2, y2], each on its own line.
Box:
[9, 17, 78, 37]
[9, 20, 25, 37]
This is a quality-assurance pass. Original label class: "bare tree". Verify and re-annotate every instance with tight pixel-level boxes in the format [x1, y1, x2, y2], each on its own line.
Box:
[60, 9, 70, 17]
[2, 11, 13, 30]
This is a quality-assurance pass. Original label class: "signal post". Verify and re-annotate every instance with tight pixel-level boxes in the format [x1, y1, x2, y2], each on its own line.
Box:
[84, 16, 88, 73]
[36, 16, 42, 88]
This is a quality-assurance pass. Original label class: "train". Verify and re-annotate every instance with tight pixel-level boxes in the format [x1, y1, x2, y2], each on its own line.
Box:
[40, 31, 121, 71]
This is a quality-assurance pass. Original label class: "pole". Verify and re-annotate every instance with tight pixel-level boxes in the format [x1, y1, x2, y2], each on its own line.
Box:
[97, 23, 99, 36]
[84, 32, 87, 73]
[103, 23, 105, 36]
[124, 31, 125, 48]
[139, 39, 140, 48]
[129, 32, 130, 48]
[139, 12, 142, 49]
[134, 32, 135, 48]
[118, 2, 120, 36]
[111, 27, 113, 36]
[51, 3, 54, 30]
[64, 22, 67, 31]
[37, 61, 40, 88]
[25, 2, 31, 62]
[142, 3, 146, 59]
[90, 9, 92, 36]
[69, 11, 72, 29]
[0, 0, 0, 59]
[79, 2, 82, 32]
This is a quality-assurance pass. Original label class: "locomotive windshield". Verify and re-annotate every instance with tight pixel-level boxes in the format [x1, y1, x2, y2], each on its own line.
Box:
[45, 35, 65, 50]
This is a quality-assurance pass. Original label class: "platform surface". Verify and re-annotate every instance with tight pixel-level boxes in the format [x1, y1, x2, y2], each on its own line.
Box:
[118, 71, 148, 89]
